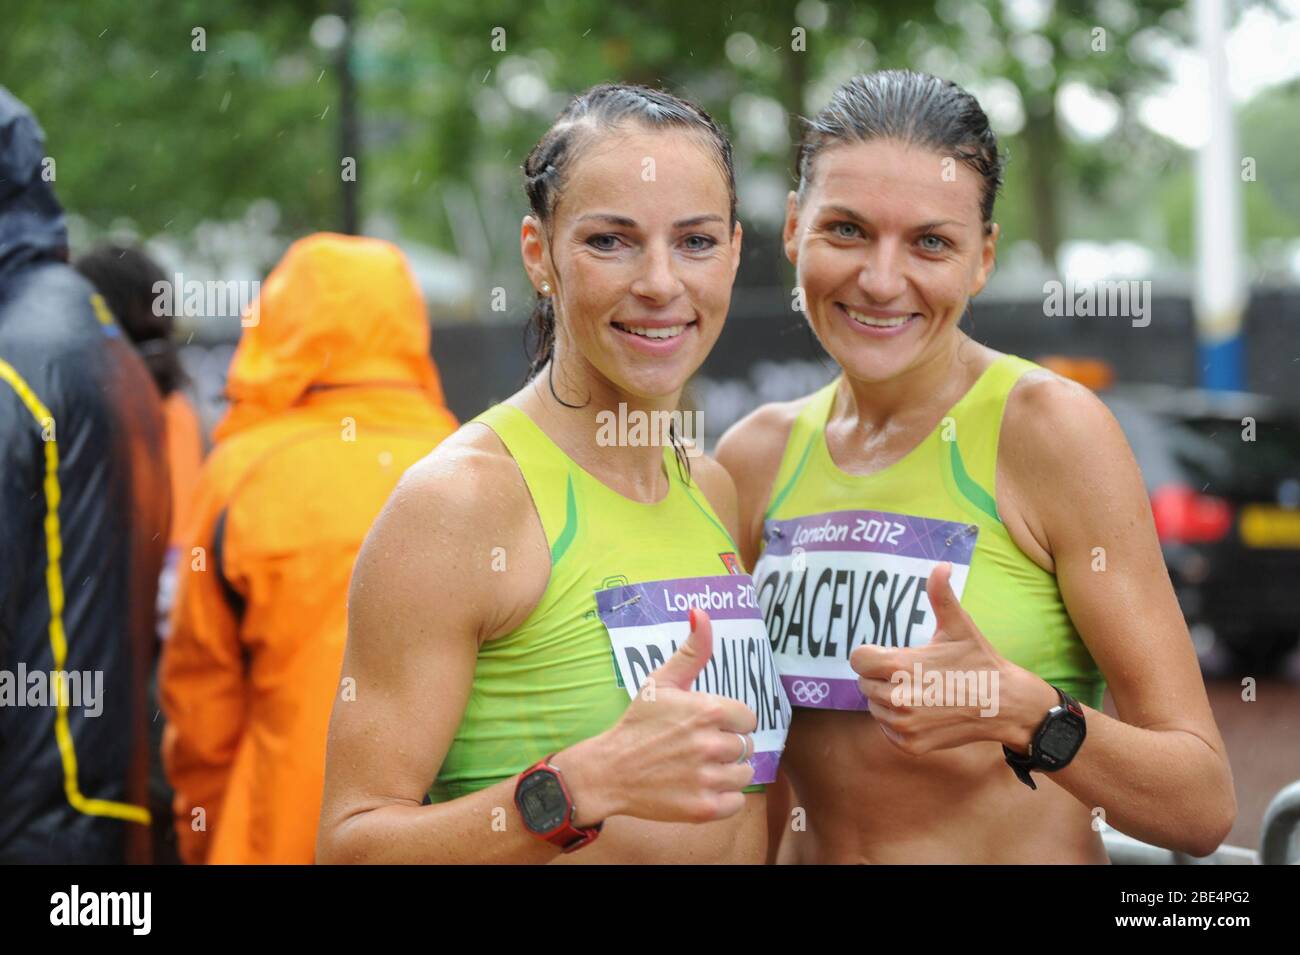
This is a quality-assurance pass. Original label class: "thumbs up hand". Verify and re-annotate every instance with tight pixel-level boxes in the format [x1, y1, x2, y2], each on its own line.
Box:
[849, 563, 1051, 757]
[569, 608, 758, 826]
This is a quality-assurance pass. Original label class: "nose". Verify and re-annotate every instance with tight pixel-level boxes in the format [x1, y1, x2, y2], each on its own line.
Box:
[857, 238, 908, 303]
[630, 240, 686, 305]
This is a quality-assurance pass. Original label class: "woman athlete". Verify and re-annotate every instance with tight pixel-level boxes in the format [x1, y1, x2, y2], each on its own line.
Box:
[318, 85, 772, 863]
[717, 71, 1235, 864]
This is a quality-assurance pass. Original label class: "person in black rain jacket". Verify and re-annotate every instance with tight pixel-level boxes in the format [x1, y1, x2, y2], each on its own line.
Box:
[0, 86, 170, 863]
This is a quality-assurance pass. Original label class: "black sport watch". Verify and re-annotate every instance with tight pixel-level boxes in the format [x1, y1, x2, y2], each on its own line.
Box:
[1002, 685, 1087, 790]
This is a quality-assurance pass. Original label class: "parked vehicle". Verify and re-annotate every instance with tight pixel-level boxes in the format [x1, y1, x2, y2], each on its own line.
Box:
[1099, 384, 1300, 673]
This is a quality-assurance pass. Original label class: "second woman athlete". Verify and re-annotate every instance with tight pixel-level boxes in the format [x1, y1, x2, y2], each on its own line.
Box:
[718, 71, 1235, 864]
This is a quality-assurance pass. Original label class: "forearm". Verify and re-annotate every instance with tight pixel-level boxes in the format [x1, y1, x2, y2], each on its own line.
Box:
[320, 777, 560, 864]
[319, 737, 614, 865]
[1044, 713, 1233, 855]
[999, 671, 1235, 856]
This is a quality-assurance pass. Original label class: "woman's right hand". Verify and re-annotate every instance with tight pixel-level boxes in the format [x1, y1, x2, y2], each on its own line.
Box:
[553, 608, 757, 827]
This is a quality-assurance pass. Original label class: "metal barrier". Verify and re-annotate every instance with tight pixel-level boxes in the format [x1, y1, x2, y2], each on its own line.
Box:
[1102, 778, 1300, 865]
[1260, 780, 1300, 865]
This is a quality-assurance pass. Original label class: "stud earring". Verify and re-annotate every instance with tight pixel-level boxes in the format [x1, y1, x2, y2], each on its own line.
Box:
[540, 281, 551, 295]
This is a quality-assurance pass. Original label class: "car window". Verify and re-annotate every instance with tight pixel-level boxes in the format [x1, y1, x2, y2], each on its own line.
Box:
[1172, 416, 1300, 500]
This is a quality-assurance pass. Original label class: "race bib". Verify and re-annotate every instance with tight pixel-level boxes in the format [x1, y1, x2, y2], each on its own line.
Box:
[595, 575, 792, 784]
[753, 510, 978, 710]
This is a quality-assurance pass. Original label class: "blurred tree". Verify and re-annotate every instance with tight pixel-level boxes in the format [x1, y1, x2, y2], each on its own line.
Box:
[1, 0, 340, 242]
[2, 0, 1292, 304]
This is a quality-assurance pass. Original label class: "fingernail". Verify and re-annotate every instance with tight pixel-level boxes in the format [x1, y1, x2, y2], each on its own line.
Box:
[689, 607, 698, 631]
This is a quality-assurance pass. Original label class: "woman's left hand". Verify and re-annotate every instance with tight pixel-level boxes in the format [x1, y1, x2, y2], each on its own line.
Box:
[850, 561, 1056, 756]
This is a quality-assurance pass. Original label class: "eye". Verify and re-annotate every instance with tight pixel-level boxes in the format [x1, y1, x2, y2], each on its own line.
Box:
[682, 234, 718, 252]
[918, 233, 950, 253]
[830, 221, 863, 240]
[586, 233, 623, 252]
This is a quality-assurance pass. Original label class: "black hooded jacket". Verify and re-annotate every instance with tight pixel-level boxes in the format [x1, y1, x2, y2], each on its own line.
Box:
[0, 87, 170, 863]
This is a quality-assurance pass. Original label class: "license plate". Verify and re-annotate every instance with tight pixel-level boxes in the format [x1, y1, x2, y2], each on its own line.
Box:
[1239, 505, 1300, 549]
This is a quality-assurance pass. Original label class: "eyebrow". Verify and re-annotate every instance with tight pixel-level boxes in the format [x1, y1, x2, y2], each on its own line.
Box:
[818, 204, 966, 230]
[574, 213, 726, 229]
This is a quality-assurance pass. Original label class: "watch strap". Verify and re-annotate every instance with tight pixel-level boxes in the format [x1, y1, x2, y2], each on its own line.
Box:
[1003, 685, 1086, 789]
[515, 755, 603, 853]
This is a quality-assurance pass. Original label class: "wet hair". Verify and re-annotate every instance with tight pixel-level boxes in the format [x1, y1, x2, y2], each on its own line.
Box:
[75, 244, 186, 395]
[796, 70, 1004, 230]
[521, 83, 737, 385]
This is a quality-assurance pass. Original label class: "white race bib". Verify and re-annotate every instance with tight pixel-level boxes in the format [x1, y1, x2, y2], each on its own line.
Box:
[595, 574, 791, 783]
[753, 509, 978, 710]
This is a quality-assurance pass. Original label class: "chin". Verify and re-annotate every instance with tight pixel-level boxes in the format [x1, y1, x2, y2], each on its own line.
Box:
[812, 332, 917, 386]
[836, 354, 915, 385]
[611, 345, 716, 402]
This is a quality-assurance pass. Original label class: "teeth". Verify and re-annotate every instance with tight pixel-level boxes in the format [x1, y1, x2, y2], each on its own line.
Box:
[845, 308, 914, 328]
[618, 323, 687, 340]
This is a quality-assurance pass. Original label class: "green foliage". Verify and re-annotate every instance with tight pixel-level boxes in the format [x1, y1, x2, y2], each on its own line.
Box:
[3, 0, 1295, 291]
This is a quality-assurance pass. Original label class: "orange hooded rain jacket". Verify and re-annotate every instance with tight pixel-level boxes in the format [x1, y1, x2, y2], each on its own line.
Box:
[160, 233, 459, 864]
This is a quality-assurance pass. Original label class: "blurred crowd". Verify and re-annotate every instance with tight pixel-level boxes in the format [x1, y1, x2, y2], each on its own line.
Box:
[0, 88, 459, 863]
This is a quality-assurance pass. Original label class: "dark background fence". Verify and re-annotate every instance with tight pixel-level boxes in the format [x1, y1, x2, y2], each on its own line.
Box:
[180, 288, 1300, 445]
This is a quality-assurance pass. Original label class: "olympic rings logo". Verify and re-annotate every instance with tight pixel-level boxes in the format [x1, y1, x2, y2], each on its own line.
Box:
[790, 680, 830, 705]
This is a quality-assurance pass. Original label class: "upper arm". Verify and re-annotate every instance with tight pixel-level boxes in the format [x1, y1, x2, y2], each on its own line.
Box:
[319, 436, 549, 823]
[1000, 376, 1223, 745]
[714, 403, 800, 571]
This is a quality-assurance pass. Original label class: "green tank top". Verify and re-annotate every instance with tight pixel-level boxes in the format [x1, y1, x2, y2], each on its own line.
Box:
[754, 354, 1105, 710]
[429, 403, 749, 802]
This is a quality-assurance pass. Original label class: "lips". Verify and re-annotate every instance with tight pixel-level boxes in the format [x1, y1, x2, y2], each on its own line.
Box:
[611, 320, 693, 340]
[834, 303, 921, 337]
[840, 305, 919, 328]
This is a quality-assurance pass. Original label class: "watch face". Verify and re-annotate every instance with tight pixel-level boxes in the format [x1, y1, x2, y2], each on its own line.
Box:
[517, 771, 568, 833]
[1038, 717, 1081, 763]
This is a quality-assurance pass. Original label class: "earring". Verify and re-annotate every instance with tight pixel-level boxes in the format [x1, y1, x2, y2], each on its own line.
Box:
[540, 281, 551, 295]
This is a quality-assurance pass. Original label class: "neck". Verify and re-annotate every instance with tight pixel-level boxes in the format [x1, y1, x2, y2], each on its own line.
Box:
[524, 350, 685, 499]
[836, 332, 968, 432]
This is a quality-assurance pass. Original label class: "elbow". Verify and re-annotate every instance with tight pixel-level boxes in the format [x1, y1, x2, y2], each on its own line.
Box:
[316, 810, 371, 865]
[1178, 773, 1238, 859]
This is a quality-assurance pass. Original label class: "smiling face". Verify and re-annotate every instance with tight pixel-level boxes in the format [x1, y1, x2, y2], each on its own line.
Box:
[785, 138, 999, 385]
[521, 126, 741, 403]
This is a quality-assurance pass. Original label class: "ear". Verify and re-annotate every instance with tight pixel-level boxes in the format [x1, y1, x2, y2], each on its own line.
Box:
[729, 218, 744, 278]
[782, 191, 801, 267]
[970, 221, 999, 298]
[520, 215, 551, 292]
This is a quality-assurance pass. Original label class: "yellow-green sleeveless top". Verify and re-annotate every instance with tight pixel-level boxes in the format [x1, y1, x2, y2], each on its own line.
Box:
[429, 403, 748, 802]
[753, 354, 1105, 709]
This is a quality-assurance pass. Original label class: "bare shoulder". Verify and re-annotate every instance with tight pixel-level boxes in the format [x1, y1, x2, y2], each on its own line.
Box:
[714, 396, 816, 499]
[998, 369, 1147, 560]
[352, 421, 550, 645]
[1001, 369, 1133, 475]
[714, 394, 820, 566]
[382, 422, 535, 542]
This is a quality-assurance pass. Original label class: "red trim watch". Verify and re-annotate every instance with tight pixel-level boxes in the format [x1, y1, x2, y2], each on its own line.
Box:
[514, 755, 603, 852]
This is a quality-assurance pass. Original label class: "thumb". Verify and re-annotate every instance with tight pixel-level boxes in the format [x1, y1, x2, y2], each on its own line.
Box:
[651, 607, 713, 690]
[926, 561, 971, 642]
